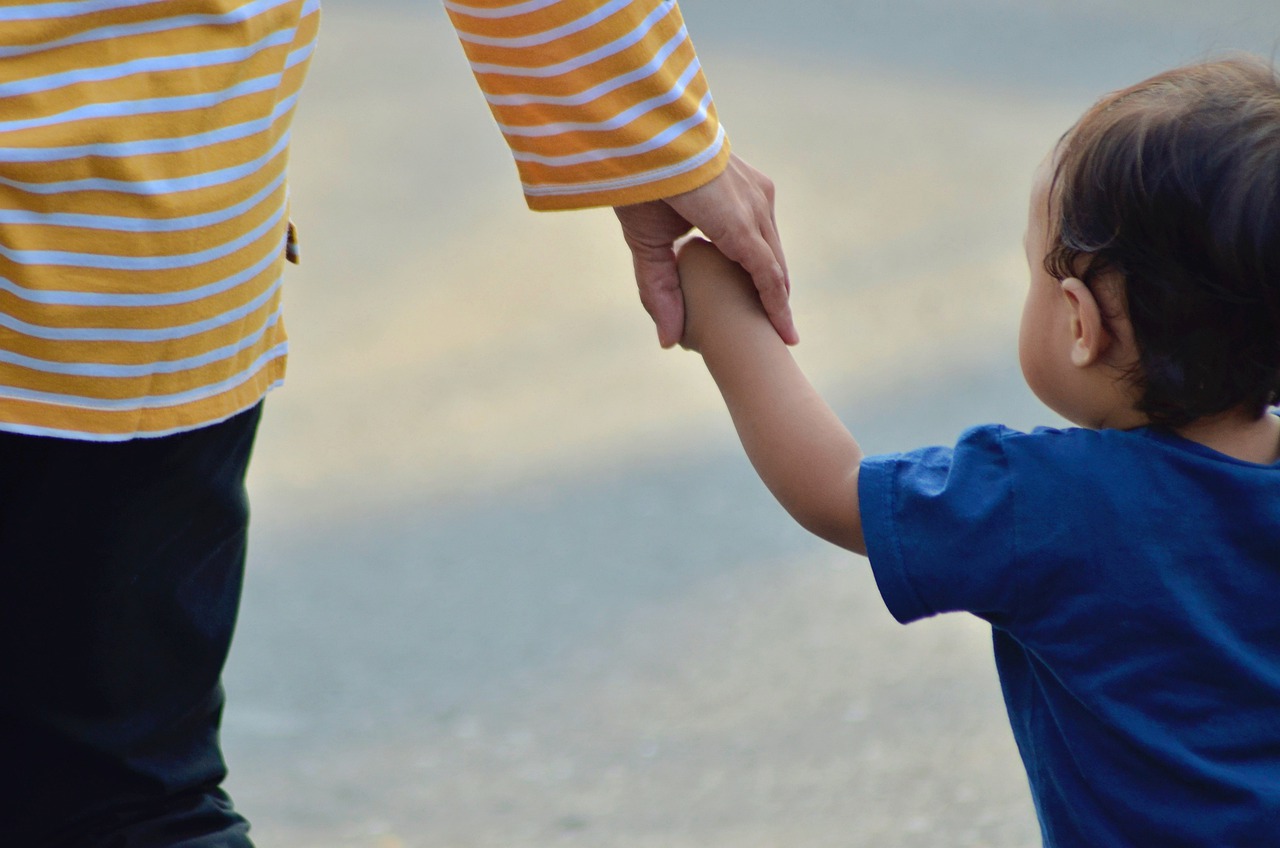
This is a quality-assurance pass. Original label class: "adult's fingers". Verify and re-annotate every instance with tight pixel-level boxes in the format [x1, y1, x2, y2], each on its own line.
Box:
[767, 189, 790, 296]
[715, 221, 798, 346]
[667, 154, 798, 345]
[631, 246, 685, 348]
[615, 200, 692, 347]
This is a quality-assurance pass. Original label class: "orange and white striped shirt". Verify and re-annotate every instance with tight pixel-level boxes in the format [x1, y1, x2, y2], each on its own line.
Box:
[445, 0, 729, 210]
[0, 0, 726, 440]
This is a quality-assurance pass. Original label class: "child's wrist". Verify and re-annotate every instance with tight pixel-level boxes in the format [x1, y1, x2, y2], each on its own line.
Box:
[677, 238, 765, 350]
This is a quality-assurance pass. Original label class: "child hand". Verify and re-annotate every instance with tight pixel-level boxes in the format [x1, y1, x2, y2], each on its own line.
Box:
[676, 237, 768, 353]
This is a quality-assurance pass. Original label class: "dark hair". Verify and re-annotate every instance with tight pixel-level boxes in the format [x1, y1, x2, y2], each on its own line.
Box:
[1045, 56, 1280, 429]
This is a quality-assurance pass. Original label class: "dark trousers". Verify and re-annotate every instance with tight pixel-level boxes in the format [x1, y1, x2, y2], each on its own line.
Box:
[0, 405, 262, 847]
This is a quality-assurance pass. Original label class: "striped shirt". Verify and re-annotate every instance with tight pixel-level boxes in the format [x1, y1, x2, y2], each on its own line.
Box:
[446, 0, 729, 210]
[0, 0, 727, 440]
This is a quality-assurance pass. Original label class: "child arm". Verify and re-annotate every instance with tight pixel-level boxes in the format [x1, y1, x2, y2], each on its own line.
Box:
[679, 239, 867, 555]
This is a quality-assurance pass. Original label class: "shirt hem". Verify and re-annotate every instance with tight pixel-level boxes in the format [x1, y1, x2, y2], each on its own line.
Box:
[859, 453, 935, 624]
[523, 140, 731, 210]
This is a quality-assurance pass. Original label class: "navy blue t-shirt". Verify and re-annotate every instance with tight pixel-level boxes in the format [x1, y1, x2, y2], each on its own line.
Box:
[859, 424, 1280, 847]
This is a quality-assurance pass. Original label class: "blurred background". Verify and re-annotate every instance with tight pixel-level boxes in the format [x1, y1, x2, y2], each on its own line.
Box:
[221, 3, 1280, 846]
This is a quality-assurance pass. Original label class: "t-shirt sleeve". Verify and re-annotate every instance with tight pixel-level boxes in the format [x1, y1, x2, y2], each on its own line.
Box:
[446, 0, 730, 211]
[858, 424, 1019, 626]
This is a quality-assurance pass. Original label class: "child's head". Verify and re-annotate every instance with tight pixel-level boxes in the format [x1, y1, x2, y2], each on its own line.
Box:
[1020, 56, 1280, 430]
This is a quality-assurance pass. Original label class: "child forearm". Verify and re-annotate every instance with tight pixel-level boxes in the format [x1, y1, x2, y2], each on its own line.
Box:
[679, 241, 867, 555]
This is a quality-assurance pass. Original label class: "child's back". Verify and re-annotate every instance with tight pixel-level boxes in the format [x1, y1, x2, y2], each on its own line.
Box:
[863, 422, 1280, 844]
[676, 55, 1280, 846]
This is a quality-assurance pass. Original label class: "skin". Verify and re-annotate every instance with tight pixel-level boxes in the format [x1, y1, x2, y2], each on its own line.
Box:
[1017, 154, 1146, 432]
[615, 153, 796, 349]
[678, 238, 866, 554]
[677, 149, 1280, 557]
[1018, 154, 1280, 464]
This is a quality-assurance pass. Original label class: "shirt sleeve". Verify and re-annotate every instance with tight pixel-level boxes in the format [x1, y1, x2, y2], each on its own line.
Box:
[444, 0, 731, 210]
[858, 425, 1021, 627]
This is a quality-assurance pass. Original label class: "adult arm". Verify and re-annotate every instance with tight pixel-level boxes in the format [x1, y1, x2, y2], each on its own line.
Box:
[678, 239, 865, 554]
[444, 0, 794, 347]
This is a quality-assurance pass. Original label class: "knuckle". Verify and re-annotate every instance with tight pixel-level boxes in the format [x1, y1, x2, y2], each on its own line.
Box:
[761, 179, 776, 203]
[713, 233, 744, 259]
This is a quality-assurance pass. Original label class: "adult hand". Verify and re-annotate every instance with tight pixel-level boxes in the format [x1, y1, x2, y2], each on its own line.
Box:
[614, 153, 796, 348]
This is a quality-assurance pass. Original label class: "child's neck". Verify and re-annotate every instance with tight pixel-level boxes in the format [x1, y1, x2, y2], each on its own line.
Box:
[1175, 409, 1280, 465]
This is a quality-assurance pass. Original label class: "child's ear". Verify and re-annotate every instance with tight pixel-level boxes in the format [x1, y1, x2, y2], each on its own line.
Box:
[1060, 277, 1111, 367]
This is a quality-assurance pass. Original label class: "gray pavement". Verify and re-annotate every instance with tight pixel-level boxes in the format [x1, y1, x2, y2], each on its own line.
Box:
[220, 4, 1280, 846]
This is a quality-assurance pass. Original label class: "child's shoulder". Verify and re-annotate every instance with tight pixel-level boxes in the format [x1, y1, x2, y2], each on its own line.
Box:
[988, 420, 1280, 470]
[952, 421, 1108, 456]
[963, 421, 1191, 455]
[955, 422, 1280, 510]
[875, 421, 1276, 513]
[887, 422, 1113, 472]
[949, 422, 1206, 486]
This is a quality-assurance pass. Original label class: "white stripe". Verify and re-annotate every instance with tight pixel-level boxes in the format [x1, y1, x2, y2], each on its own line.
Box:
[0, 39, 314, 136]
[284, 30, 318, 70]
[465, 1, 672, 78]
[443, 0, 562, 20]
[0, 343, 288, 411]
[0, 172, 286, 233]
[484, 25, 687, 107]
[0, 227, 284, 307]
[0, 75, 279, 136]
[0, 206, 285, 273]
[457, 0, 633, 48]
[0, 276, 282, 343]
[0, 0, 298, 60]
[0, 94, 299, 164]
[513, 88, 713, 167]
[0, 389, 280, 441]
[0, 307, 283, 379]
[497, 55, 699, 138]
[523, 122, 725, 197]
[0, 0, 171, 23]
[0, 27, 298, 100]
[0, 133, 291, 196]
